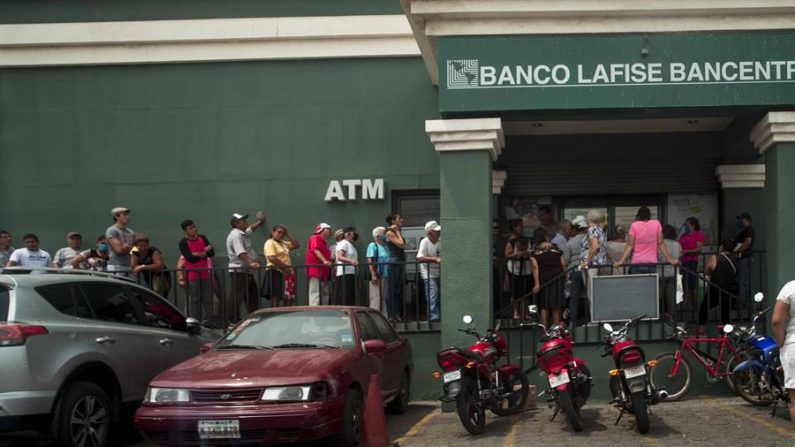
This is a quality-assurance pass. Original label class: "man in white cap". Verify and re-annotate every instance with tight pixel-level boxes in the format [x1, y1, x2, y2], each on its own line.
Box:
[417, 220, 441, 322]
[106, 207, 136, 278]
[305, 223, 333, 306]
[226, 211, 265, 322]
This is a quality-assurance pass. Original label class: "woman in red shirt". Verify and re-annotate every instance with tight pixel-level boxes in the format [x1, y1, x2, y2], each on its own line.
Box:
[679, 217, 705, 311]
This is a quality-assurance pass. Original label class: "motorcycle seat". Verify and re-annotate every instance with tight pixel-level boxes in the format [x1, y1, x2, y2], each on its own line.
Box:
[461, 350, 484, 362]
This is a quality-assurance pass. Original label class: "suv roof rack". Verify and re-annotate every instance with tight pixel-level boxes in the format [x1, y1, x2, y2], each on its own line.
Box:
[0, 267, 138, 283]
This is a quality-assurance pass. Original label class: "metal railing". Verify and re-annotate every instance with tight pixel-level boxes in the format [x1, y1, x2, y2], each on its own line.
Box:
[111, 261, 442, 329]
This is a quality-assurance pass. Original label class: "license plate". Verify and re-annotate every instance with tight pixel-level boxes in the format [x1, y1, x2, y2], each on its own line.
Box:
[198, 420, 240, 439]
[444, 370, 462, 383]
[549, 373, 570, 388]
[624, 365, 646, 379]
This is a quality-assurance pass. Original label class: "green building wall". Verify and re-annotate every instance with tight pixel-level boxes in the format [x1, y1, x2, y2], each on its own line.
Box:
[0, 58, 439, 263]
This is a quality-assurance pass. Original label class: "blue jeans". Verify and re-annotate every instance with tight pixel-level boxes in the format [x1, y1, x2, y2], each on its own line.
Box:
[629, 264, 656, 274]
[424, 277, 440, 322]
[387, 262, 405, 319]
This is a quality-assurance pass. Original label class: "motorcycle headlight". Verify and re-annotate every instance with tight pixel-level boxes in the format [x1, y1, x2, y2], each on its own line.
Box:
[262, 382, 329, 402]
[145, 387, 190, 403]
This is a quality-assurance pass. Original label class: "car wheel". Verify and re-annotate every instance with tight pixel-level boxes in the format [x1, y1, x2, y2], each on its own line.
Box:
[56, 382, 112, 447]
[386, 371, 411, 415]
[336, 388, 364, 447]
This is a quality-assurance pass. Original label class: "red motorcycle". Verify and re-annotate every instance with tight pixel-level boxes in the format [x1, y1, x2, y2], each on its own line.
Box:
[601, 315, 667, 434]
[434, 315, 529, 434]
[524, 306, 592, 432]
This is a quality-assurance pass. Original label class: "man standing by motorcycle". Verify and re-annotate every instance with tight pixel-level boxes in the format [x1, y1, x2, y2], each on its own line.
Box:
[771, 280, 795, 428]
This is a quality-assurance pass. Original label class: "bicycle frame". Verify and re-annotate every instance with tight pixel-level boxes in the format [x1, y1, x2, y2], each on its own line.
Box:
[670, 335, 738, 378]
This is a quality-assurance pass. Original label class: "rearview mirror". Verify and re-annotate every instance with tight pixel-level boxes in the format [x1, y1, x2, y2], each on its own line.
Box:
[754, 292, 764, 303]
[363, 339, 386, 354]
[186, 317, 201, 335]
[722, 324, 735, 334]
[527, 305, 539, 314]
[603, 323, 614, 332]
[462, 315, 473, 324]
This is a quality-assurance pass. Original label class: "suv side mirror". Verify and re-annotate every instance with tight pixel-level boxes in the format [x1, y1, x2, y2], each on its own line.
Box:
[186, 317, 201, 335]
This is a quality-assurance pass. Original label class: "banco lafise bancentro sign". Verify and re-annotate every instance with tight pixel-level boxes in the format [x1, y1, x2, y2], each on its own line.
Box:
[438, 32, 795, 112]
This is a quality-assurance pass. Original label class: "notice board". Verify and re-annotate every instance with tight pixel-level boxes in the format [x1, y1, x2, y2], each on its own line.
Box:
[590, 274, 659, 322]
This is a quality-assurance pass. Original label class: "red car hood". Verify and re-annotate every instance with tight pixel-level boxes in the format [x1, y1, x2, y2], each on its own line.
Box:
[150, 348, 356, 388]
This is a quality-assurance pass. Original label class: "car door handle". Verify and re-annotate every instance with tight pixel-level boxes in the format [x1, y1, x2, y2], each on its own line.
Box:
[159, 338, 172, 346]
[95, 336, 116, 345]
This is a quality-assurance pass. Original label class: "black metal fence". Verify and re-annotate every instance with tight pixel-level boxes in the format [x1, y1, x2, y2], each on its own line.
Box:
[126, 261, 441, 329]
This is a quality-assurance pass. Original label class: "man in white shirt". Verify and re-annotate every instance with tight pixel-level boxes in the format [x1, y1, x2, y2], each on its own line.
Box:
[52, 232, 83, 269]
[225, 211, 265, 322]
[417, 221, 442, 322]
[7, 233, 52, 273]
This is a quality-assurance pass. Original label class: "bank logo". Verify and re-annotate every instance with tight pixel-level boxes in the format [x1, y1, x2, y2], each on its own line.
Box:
[447, 59, 479, 89]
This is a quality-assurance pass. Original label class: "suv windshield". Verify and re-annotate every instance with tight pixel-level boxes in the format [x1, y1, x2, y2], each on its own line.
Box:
[0, 288, 8, 322]
[217, 310, 355, 350]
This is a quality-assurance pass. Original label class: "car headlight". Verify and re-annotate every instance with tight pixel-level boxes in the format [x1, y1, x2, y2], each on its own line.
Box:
[262, 382, 329, 402]
[145, 387, 190, 403]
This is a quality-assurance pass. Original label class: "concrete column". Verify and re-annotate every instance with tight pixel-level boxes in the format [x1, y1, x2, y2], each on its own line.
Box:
[750, 112, 795, 294]
[426, 118, 505, 349]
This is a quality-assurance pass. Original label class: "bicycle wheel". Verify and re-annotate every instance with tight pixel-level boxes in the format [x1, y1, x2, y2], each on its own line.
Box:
[649, 352, 692, 401]
[723, 352, 741, 395]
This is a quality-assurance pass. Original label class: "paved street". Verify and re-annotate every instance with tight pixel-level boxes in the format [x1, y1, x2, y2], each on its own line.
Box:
[2, 397, 793, 446]
[396, 396, 795, 447]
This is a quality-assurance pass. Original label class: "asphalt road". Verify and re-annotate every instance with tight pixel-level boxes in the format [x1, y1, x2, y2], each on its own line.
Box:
[2, 397, 793, 446]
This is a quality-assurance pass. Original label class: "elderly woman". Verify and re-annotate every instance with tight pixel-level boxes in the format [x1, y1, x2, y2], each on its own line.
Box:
[263, 225, 300, 308]
[772, 280, 795, 429]
[578, 209, 608, 322]
[614, 206, 677, 273]
[366, 226, 389, 311]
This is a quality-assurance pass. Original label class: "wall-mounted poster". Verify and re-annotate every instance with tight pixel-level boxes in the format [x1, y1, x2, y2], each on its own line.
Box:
[666, 192, 718, 245]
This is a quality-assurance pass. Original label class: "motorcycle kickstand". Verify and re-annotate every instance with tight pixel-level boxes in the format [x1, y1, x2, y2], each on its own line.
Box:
[771, 401, 778, 418]
[550, 405, 560, 422]
[614, 409, 625, 426]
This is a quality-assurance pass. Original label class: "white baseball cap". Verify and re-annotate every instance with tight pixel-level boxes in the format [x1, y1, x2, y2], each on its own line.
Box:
[424, 220, 441, 232]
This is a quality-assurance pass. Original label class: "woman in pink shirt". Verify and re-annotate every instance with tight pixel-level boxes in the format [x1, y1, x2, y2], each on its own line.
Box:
[679, 217, 705, 309]
[613, 206, 677, 273]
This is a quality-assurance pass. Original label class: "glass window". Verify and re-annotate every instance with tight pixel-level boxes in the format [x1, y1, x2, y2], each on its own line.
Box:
[0, 288, 8, 322]
[614, 206, 659, 237]
[126, 286, 185, 332]
[217, 310, 355, 349]
[355, 312, 380, 342]
[369, 312, 399, 344]
[75, 282, 140, 326]
[394, 192, 439, 228]
[35, 284, 76, 316]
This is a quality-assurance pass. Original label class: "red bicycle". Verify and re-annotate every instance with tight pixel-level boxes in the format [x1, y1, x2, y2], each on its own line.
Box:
[649, 321, 743, 401]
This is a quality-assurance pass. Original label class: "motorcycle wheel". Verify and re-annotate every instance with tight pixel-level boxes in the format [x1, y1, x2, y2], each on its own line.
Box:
[631, 390, 650, 434]
[558, 387, 584, 432]
[456, 376, 486, 435]
[491, 372, 529, 416]
[649, 352, 691, 401]
[734, 365, 775, 406]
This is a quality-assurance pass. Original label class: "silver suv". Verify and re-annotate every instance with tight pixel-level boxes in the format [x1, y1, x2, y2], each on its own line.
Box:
[0, 270, 218, 447]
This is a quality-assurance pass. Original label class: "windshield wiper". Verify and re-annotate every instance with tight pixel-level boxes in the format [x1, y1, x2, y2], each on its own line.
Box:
[267, 343, 340, 349]
[216, 344, 274, 350]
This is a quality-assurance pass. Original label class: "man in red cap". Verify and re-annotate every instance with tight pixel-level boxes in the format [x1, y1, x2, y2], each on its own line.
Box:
[306, 223, 332, 306]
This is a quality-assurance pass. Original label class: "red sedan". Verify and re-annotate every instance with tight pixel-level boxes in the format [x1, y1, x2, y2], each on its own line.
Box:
[134, 306, 412, 446]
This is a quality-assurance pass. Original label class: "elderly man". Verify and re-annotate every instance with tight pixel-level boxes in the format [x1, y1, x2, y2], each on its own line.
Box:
[417, 220, 442, 322]
[53, 232, 83, 269]
[306, 223, 333, 306]
[0, 230, 14, 268]
[226, 211, 265, 323]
